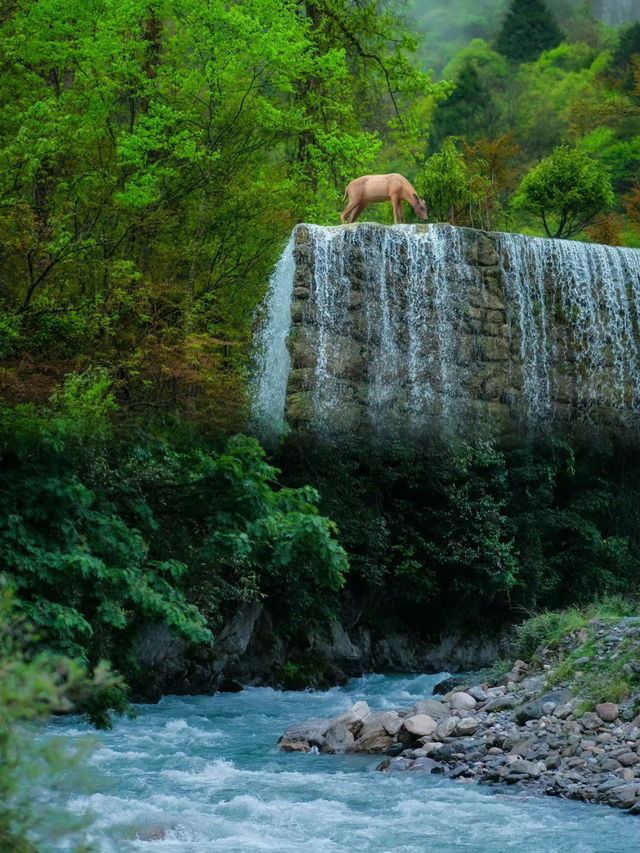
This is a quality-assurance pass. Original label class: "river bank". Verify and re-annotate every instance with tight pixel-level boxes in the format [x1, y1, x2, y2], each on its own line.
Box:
[278, 615, 640, 813]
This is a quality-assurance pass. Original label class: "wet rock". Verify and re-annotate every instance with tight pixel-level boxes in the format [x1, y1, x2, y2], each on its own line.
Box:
[324, 722, 355, 753]
[278, 718, 330, 750]
[280, 740, 312, 753]
[381, 711, 404, 736]
[433, 675, 468, 695]
[409, 756, 445, 773]
[404, 714, 437, 737]
[352, 715, 394, 753]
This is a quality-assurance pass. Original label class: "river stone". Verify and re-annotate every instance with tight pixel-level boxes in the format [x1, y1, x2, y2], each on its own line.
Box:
[606, 785, 639, 809]
[448, 692, 477, 712]
[484, 695, 518, 713]
[617, 752, 639, 767]
[377, 757, 411, 773]
[433, 676, 468, 695]
[515, 690, 572, 725]
[596, 702, 619, 722]
[454, 717, 479, 737]
[338, 701, 371, 729]
[435, 717, 459, 740]
[467, 685, 488, 702]
[352, 715, 394, 753]
[381, 711, 404, 736]
[408, 756, 445, 774]
[507, 759, 543, 778]
[404, 714, 438, 737]
[279, 740, 311, 753]
[278, 718, 330, 750]
[412, 700, 449, 717]
[579, 712, 603, 731]
[323, 722, 355, 753]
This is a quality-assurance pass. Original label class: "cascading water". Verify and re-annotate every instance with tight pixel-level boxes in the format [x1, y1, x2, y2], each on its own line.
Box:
[498, 232, 640, 424]
[252, 224, 640, 439]
[251, 232, 296, 438]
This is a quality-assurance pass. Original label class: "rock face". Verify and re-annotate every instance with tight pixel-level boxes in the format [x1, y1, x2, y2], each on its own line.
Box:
[132, 605, 507, 699]
[254, 223, 640, 442]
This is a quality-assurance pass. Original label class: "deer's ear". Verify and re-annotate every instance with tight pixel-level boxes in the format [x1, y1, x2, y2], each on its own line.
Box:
[412, 193, 419, 203]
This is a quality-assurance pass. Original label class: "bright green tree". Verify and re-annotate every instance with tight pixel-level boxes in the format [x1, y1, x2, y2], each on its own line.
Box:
[416, 137, 469, 223]
[513, 144, 614, 238]
[495, 0, 564, 63]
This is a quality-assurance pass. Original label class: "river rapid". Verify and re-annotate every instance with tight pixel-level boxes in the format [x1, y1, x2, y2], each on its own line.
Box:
[47, 673, 638, 852]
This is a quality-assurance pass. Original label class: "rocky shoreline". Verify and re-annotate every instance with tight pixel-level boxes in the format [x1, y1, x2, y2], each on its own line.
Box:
[278, 619, 640, 814]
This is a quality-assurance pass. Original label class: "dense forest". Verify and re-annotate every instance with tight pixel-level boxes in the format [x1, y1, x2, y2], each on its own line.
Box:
[1, 0, 639, 760]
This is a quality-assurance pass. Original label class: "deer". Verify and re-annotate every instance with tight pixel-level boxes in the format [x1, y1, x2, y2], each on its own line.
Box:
[340, 174, 428, 225]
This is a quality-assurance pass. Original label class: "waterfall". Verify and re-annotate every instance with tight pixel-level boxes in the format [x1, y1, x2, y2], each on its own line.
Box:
[251, 232, 296, 439]
[252, 224, 640, 439]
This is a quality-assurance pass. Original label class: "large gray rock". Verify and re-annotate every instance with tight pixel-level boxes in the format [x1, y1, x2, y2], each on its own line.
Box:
[324, 722, 355, 753]
[454, 716, 479, 737]
[404, 714, 438, 737]
[515, 689, 572, 725]
[596, 702, 619, 722]
[352, 714, 395, 753]
[381, 711, 404, 736]
[448, 692, 477, 712]
[412, 700, 449, 718]
[338, 701, 371, 729]
[278, 718, 331, 751]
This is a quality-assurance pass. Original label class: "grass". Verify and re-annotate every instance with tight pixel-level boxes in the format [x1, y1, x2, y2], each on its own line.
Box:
[508, 596, 640, 712]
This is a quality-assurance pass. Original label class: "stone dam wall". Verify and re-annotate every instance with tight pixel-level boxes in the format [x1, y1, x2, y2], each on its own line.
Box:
[253, 223, 640, 441]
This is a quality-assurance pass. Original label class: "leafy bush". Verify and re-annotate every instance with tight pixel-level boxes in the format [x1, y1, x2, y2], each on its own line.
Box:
[512, 144, 614, 238]
[0, 370, 350, 703]
[0, 586, 126, 850]
[512, 607, 585, 660]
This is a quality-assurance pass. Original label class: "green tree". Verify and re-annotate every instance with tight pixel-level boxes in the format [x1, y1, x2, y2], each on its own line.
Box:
[430, 40, 509, 151]
[495, 0, 564, 63]
[512, 143, 614, 237]
[416, 137, 469, 223]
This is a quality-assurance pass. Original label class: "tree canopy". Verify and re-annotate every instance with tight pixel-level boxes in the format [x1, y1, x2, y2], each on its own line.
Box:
[513, 144, 615, 237]
[495, 0, 565, 63]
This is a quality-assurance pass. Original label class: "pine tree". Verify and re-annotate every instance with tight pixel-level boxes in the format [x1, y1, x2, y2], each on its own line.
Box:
[495, 0, 564, 63]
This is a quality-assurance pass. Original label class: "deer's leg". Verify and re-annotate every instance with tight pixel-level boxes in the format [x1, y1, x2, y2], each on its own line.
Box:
[348, 201, 366, 223]
[391, 195, 404, 224]
[341, 198, 357, 224]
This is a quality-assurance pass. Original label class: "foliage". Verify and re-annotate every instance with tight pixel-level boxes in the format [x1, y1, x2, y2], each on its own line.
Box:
[0, 0, 442, 417]
[0, 586, 127, 851]
[0, 373, 213, 679]
[512, 144, 614, 237]
[416, 137, 469, 223]
[0, 370, 349, 702]
[417, 133, 519, 230]
[495, 0, 564, 63]
[512, 607, 586, 660]
[511, 598, 640, 709]
[275, 434, 640, 637]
